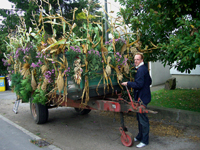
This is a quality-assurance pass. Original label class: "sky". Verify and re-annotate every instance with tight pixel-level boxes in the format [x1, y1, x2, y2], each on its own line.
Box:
[0, 0, 15, 9]
[0, 0, 15, 24]
[99, 0, 121, 17]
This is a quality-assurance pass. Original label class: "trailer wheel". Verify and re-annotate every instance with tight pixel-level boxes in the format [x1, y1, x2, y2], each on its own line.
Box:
[121, 132, 133, 147]
[74, 108, 91, 115]
[30, 98, 48, 124]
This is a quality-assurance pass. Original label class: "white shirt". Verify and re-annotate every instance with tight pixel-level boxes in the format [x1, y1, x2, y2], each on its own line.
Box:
[136, 62, 144, 69]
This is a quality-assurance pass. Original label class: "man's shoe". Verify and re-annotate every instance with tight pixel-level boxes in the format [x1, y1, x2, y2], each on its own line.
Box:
[134, 138, 138, 142]
[136, 142, 146, 148]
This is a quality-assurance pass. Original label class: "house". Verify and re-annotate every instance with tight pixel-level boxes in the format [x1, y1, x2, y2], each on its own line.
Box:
[170, 65, 200, 89]
[149, 61, 171, 86]
[149, 61, 200, 89]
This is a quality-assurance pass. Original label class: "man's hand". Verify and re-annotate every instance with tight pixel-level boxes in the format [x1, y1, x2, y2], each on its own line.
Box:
[121, 82, 128, 86]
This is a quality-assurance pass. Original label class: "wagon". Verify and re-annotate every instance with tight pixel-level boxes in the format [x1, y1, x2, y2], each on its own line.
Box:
[27, 73, 157, 147]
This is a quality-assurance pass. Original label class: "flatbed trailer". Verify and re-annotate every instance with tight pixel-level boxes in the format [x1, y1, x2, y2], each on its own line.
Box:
[28, 83, 157, 147]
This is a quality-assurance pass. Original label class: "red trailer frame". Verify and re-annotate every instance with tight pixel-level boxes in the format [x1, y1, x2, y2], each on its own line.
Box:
[45, 89, 157, 147]
[26, 86, 157, 147]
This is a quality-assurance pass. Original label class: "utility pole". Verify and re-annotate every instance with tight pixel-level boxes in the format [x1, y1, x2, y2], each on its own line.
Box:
[104, 0, 109, 42]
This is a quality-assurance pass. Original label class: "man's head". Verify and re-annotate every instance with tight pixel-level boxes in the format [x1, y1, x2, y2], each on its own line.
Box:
[134, 53, 144, 67]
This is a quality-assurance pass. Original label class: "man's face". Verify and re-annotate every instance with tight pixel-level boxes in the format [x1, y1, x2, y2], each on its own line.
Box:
[134, 55, 143, 67]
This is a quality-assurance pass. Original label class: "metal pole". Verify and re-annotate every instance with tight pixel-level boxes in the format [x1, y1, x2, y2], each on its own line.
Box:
[104, 0, 109, 42]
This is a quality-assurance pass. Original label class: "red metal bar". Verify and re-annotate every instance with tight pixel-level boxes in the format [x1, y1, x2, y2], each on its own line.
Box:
[48, 94, 157, 114]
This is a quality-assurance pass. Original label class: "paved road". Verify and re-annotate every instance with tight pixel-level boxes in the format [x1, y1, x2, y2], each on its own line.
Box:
[0, 115, 58, 150]
[0, 90, 200, 150]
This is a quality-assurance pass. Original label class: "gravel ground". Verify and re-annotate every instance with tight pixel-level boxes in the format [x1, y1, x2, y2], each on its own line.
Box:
[0, 90, 200, 150]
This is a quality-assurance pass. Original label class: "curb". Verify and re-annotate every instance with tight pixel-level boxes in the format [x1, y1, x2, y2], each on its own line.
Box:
[0, 114, 61, 150]
[148, 106, 200, 126]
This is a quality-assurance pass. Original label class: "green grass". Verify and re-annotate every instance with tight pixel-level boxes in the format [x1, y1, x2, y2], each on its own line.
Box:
[149, 89, 200, 112]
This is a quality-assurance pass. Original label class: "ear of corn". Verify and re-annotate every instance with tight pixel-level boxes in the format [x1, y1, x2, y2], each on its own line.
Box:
[105, 56, 111, 76]
[121, 44, 127, 55]
[37, 83, 41, 90]
[20, 63, 31, 79]
[73, 59, 82, 84]
[41, 78, 49, 91]
[57, 70, 64, 93]
[115, 66, 123, 81]
[124, 55, 129, 74]
[106, 65, 111, 77]
[41, 65, 48, 74]
[31, 70, 37, 90]
[124, 63, 129, 74]
[130, 47, 138, 56]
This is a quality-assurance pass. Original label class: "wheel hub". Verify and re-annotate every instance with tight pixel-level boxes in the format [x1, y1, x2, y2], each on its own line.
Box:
[31, 103, 37, 118]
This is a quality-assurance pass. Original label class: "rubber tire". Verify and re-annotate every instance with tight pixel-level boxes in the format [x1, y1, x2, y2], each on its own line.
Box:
[30, 98, 49, 124]
[74, 108, 91, 115]
[121, 132, 133, 147]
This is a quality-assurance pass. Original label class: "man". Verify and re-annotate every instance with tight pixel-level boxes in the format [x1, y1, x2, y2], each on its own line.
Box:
[121, 52, 152, 148]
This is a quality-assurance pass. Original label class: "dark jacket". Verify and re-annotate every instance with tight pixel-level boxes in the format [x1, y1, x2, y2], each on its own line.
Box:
[127, 64, 152, 105]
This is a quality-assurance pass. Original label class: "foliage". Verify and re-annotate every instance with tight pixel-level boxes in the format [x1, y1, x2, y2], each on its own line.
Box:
[106, 38, 127, 67]
[10, 72, 23, 98]
[20, 75, 32, 102]
[86, 49, 102, 77]
[150, 89, 200, 112]
[67, 45, 84, 65]
[0, 8, 20, 75]
[117, 0, 200, 73]
[0, 8, 20, 31]
[32, 88, 47, 105]
[160, 18, 200, 73]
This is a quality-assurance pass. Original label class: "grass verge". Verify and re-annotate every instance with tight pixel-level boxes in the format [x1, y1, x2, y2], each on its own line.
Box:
[149, 88, 200, 112]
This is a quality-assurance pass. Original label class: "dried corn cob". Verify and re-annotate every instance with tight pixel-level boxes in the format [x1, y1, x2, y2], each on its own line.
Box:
[41, 65, 48, 74]
[41, 78, 49, 91]
[73, 59, 82, 84]
[124, 55, 129, 74]
[105, 56, 111, 77]
[56, 70, 64, 93]
[31, 70, 37, 90]
[130, 47, 138, 56]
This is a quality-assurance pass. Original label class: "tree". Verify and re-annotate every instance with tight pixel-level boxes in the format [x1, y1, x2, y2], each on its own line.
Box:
[0, 8, 20, 75]
[117, 0, 200, 73]
[5, 0, 100, 37]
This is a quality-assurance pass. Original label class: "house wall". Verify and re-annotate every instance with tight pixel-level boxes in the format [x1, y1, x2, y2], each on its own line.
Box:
[171, 75, 200, 89]
[149, 61, 171, 86]
[170, 65, 200, 88]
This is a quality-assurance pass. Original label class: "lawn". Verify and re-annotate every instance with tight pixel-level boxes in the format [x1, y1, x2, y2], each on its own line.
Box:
[149, 88, 200, 112]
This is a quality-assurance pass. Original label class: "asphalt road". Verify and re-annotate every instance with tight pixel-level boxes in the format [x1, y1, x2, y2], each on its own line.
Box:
[0, 115, 54, 150]
[0, 90, 200, 150]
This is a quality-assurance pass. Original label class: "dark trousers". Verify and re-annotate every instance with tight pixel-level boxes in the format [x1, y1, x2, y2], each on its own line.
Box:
[136, 112, 149, 145]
